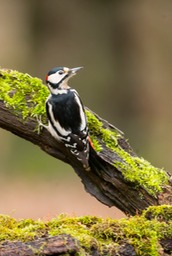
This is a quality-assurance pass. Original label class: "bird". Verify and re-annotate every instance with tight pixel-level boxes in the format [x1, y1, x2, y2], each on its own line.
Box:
[38, 66, 91, 171]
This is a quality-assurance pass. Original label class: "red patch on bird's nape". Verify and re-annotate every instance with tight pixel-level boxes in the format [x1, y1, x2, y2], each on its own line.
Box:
[45, 74, 48, 81]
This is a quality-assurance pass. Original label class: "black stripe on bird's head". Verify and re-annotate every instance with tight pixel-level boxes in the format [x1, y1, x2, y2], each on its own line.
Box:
[45, 66, 83, 93]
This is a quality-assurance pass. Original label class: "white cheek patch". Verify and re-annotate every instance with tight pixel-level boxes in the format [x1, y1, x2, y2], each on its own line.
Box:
[48, 72, 66, 84]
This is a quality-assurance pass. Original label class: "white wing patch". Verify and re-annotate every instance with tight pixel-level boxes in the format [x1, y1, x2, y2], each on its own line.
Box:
[73, 91, 86, 131]
[47, 102, 71, 139]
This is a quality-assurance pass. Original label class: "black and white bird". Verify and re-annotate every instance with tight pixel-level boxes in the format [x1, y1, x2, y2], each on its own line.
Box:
[39, 66, 91, 170]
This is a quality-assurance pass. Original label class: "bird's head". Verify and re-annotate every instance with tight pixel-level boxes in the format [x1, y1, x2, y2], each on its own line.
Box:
[46, 66, 83, 94]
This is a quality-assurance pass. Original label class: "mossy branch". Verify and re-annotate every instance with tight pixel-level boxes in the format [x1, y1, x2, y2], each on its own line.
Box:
[0, 69, 172, 216]
[0, 206, 172, 255]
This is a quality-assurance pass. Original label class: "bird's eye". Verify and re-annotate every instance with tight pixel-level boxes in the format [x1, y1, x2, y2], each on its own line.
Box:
[58, 71, 64, 75]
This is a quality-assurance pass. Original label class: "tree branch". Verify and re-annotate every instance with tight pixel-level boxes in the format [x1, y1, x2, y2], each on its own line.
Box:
[0, 69, 172, 216]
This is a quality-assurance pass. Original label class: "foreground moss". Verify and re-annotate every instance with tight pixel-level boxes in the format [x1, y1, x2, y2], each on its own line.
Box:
[0, 69, 169, 196]
[0, 206, 172, 255]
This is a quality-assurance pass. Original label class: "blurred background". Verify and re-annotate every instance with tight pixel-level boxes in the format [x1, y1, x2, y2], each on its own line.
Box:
[1, 0, 172, 219]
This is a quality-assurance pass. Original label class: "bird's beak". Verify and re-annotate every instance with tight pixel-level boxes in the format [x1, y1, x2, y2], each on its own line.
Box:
[69, 67, 83, 75]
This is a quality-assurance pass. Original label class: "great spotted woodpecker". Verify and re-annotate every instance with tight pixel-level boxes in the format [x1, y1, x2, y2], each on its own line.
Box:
[39, 66, 91, 171]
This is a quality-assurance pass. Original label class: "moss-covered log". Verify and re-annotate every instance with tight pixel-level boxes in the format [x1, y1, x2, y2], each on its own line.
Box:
[0, 206, 172, 255]
[0, 69, 172, 216]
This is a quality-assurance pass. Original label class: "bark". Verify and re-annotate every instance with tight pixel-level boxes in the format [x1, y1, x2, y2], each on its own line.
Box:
[0, 234, 172, 256]
[0, 235, 79, 256]
[0, 69, 172, 216]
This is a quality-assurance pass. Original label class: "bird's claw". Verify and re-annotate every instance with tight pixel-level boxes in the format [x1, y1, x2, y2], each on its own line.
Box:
[36, 115, 47, 134]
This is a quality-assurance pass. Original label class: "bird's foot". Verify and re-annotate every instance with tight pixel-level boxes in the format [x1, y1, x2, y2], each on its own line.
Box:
[36, 115, 48, 134]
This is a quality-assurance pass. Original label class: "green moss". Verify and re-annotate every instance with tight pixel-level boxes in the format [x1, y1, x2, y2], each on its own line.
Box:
[86, 110, 119, 152]
[89, 136, 102, 152]
[86, 110, 119, 149]
[0, 215, 46, 242]
[113, 153, 168, 196]
[85, 110, 103, 136]
[91, 206, 172, 256]
[0, 69, 49, 119]
[143, 205, 172, 222]
[48, 215, 101, 250]
[86, 110, 168, 197]
[0, 206, 172, 255]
